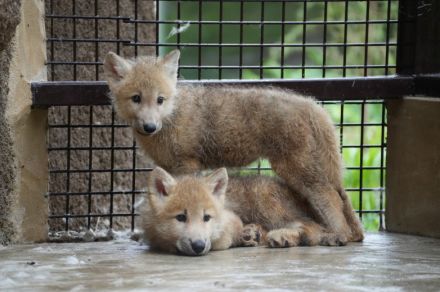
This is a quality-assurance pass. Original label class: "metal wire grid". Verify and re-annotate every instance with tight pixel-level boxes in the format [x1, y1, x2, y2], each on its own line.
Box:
[46, 0, 394, 233]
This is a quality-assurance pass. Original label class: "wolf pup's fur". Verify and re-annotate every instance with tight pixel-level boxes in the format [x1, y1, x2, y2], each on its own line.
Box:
[142, 167, 346, 256]
[104, 50, 364, 244]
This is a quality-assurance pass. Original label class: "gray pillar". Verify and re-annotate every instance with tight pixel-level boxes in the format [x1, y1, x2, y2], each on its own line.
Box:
[386, 97, 440, 238]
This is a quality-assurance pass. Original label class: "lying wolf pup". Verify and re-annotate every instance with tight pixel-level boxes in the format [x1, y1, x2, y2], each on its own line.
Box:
[104, 50, 363, 244]
[142, 167, 347, 256]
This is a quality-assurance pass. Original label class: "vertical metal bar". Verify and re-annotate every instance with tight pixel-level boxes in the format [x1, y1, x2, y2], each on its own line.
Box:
[359, 0, 371, 221]
[134, 0, 138, 56]
[218, 0, 223, 79]
[94, 0, 99, 80]
[259, 1, 264, 79]
[340, 0, 348, 216]
[280, 1, 286, 79]
[359, 101, 365, 222]
[116, 0, 120, 55]
[50, 0, 54, 81]
[177, 0, 181, 52]
[397, 0, 440, 74]
[197, 0, 202, 80]
[379, 102, 386, 230]
[72, 0, 77, 81]
[257, 0, 265, 174]
[130, 0, 137, 231]
[396, 0, 416, 75]
[109, 110, 116, 229]
[87, 0, 99, 229]
[239, 1, 244, 79]
[384, 0, 392, 75]
[155, 0, 160, 56]
[363, 0, 370, 77]
[322, 0, 328, 78]
[340, 0, 349, 157]
[87, 106, 93, 230]
[342, 0, 349, 77]
[65, 107, 71, 231]
[64, 0, 77, 231]
[301, 0, 307, 78]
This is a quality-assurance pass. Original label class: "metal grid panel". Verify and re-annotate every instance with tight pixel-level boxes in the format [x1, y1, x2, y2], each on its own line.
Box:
[46, 0, 396, 235]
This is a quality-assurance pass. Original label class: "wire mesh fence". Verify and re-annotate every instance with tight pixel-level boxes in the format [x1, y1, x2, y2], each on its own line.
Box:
[45, 0, 396, 235]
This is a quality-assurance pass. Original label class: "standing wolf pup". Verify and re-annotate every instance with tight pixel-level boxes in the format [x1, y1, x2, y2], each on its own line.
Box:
[103, 50, 364, 244]
[142, 167, 345, 256]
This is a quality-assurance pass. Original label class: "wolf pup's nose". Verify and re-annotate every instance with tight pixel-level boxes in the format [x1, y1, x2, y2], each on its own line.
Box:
[143, 123, 157, 134]
[191, 240, 206, 255]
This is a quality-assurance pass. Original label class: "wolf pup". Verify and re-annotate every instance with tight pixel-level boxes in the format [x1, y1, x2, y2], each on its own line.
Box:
[104, 50, 364, 244]
[142, 167, 347, 256]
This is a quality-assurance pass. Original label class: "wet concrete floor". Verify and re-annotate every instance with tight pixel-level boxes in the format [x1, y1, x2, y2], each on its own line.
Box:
[1, 232, 439, 291]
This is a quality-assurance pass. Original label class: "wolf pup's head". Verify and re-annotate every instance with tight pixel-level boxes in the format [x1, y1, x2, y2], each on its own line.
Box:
[143, 167, 228, 256]
[103, 50, 180, 136]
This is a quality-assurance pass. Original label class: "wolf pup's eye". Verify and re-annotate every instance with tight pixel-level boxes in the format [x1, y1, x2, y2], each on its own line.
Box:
[175, 214, 187, 222]
[157, 96, 164, 105]
[203, 215, 211, 222]
[131, 95, 141, 103]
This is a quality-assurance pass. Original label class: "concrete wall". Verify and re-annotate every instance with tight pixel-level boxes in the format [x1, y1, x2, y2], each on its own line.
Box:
[386, 97, 440, 238]
[0, 0, 48, 245]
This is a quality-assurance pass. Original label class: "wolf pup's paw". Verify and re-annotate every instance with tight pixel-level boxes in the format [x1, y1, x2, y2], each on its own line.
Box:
[320, 233, 348, 246]
[267, 228, 301, 248]
[241, 224, 266, 247]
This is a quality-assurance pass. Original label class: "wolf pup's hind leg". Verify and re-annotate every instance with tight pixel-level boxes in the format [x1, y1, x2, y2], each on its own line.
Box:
[270, 157, 352, 244]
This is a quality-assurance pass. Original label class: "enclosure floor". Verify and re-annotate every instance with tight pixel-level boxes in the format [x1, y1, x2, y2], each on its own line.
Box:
[1, 232, 439, 291]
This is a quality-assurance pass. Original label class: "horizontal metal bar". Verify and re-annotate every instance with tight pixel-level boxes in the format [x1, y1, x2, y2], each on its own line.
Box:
[47, 38, 131, 43]
[126, 19, 398, 25]
[46, 15, 130, 21]
[125, 42, 397, 48]
[415, 75, 440, 97]
[48, 165, 384, 174]
[48, 210, 383, 220]
[49, 190, 146, 196]
[47, 122, 385, 128]
[46, 62, 396, 70]
[139, 0, 397, 2]
[354, 210, 385, 214]
[49, 213, 138, 219]
[31, 76, 414, 108]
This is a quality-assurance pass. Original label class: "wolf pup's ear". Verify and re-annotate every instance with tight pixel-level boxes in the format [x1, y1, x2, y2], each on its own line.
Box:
[161, 49, 180, 79]
[103, 52, 133, 83]
[148, 167, 176, 198]
[206, 168, 229, 199]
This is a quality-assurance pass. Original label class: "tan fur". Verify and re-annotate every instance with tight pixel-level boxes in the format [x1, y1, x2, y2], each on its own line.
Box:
[141, 168, 349, 255]
[142, 167, 244, 255]
[104, 50, 364, 243]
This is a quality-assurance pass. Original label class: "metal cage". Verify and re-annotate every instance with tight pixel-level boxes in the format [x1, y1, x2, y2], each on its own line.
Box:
[31, 0, 440, 236]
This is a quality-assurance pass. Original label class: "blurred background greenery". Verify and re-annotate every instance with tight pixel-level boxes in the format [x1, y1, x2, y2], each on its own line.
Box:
[159, 0, 399, 231]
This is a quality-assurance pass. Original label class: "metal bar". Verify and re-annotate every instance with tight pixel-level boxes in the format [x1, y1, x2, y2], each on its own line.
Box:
[124, 41, 397, 48]
[49, 213, 140, 219]
[126, 19, 398, 25]
[31, 76, 415, 107]
[414, 75, 440, 97]
[396, 0, 440, 75]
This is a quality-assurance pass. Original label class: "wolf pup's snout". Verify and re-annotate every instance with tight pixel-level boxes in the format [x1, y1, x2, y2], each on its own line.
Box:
[143, 123, 157, 134]
[191, 240, 206, 255]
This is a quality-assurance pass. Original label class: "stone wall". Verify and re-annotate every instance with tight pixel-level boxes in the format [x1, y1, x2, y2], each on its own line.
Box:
[0, 0, 48, 245]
